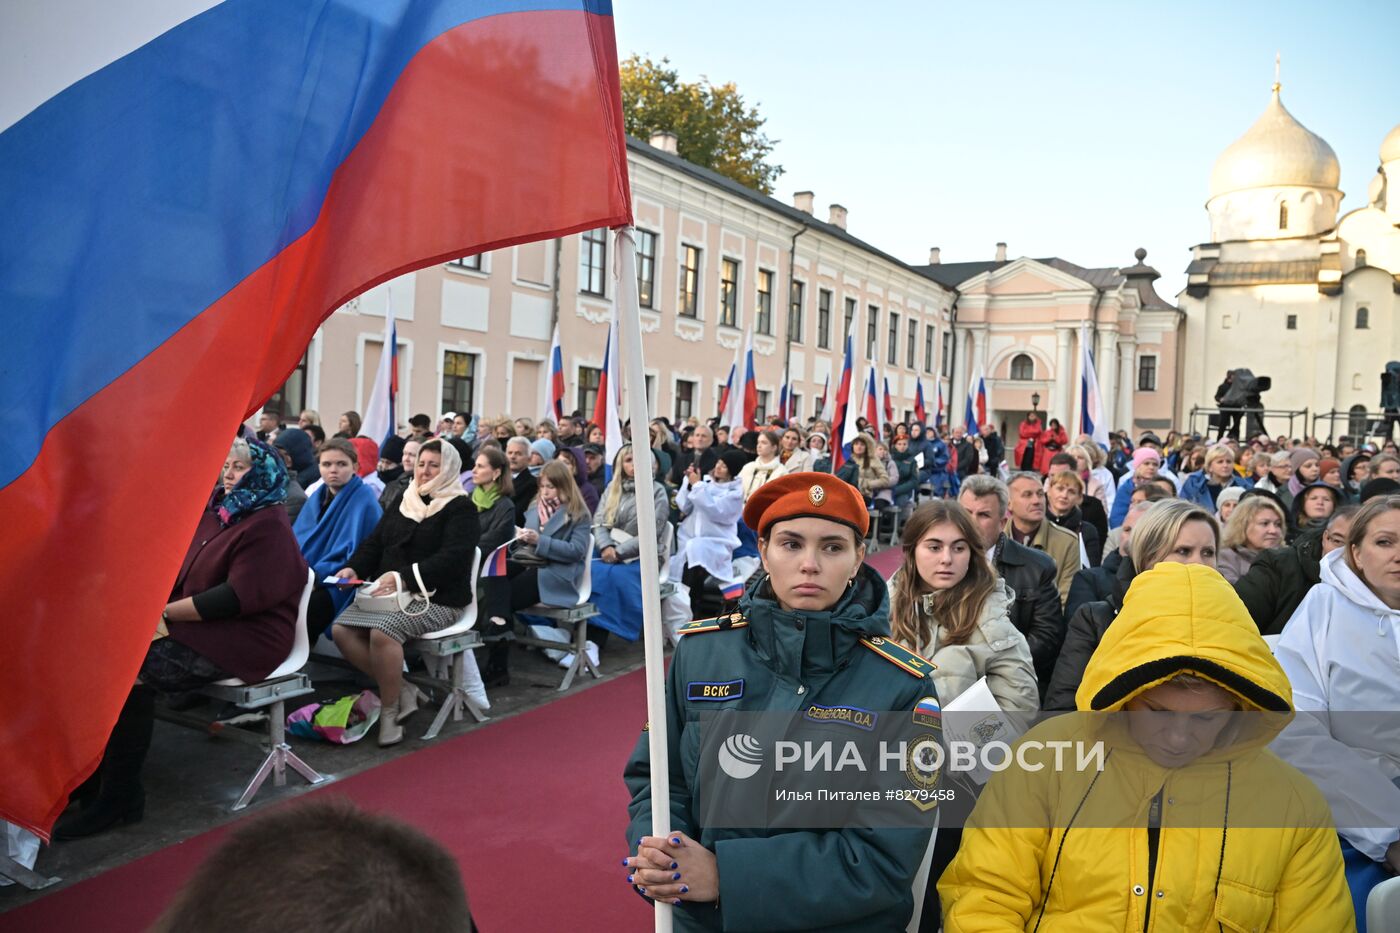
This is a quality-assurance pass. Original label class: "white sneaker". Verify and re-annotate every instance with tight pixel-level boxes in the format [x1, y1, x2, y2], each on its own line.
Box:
[558, 641, 601, 671]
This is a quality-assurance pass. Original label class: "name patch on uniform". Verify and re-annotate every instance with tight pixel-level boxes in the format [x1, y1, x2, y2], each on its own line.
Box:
[687, 679, 744, 702]
[804, 704, 877, 731]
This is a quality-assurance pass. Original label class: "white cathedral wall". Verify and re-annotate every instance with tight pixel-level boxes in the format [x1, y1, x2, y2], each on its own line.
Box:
[1180, 284, 1339, 435]
[1207, 186, 1342, 242]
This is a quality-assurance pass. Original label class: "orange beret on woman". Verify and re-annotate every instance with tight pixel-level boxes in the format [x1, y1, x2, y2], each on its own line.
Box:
[742, 472, 869, 539]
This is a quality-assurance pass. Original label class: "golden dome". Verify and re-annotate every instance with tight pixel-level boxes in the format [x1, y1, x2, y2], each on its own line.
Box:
[1382, 122, 1400, 163]
[1209, 89, 1340, 199]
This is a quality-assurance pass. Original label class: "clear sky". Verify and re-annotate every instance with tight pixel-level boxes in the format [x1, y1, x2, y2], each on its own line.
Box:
[613, 0, 1400, 299]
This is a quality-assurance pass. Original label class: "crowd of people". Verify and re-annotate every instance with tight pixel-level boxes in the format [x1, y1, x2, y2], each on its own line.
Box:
[46, 399, 1400, 930]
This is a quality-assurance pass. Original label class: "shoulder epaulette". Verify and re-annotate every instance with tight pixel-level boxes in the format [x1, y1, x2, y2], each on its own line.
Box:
[860, 636, 937, 677]
[678, 612, 750, 635]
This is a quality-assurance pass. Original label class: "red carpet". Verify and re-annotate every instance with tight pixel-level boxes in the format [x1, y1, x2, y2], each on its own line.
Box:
[6, 552, 902, 933]
[1, 672, 654, 933]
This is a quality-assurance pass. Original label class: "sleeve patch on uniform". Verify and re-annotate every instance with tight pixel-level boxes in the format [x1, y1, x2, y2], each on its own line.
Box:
[687, 679, 744, 701]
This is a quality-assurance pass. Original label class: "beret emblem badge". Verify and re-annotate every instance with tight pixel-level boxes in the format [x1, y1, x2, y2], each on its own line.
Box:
[808, 484, 826, 506]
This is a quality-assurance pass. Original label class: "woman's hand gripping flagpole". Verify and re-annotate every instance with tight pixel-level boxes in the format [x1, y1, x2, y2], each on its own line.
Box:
[614, 228, 673, 932]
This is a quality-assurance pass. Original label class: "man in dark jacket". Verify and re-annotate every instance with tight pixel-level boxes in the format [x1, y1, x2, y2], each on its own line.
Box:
[953, 427, 978, 480]
[669, 424, 719, 487]
[505, 436, 537, 524]
[958, 475, 1064, 693]
[979, 422, 1004, 476]
[1234, 506, 1355, 636]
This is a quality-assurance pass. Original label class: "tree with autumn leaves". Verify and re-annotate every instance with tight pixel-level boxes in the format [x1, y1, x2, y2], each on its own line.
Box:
[620, 55, 784, 195]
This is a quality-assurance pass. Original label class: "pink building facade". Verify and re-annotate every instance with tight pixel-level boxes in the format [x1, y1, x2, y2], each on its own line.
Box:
[266, 135, 959, 433]
[263, 136, 1181, 449]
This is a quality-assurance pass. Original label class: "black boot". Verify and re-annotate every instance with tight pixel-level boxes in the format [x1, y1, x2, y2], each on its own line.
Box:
[54, 686, 154, 840]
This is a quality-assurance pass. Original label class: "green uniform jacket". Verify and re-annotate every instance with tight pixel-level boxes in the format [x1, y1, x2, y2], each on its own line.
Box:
[624, 563, 938, 932]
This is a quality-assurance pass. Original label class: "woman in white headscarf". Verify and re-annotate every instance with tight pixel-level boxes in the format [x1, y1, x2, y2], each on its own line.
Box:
[330, 439, 481, 746]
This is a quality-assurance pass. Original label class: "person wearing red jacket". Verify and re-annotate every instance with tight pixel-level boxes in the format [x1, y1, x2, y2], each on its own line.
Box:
[1013, 412, 1044, 473]
[1035, 418, 1069, 476]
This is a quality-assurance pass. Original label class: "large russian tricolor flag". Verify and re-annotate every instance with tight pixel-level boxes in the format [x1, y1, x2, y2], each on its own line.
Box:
[0, 0, 631, 838]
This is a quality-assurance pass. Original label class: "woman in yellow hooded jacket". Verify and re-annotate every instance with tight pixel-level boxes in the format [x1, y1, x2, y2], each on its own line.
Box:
[939, 561, 1352, 932]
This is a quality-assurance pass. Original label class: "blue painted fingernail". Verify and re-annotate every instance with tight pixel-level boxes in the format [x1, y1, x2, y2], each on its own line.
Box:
[636, 837, 645, 847]
[622, 857, 629, 866]
[681, 885, 689, 894]
[638, 886, 646, 894]
[671, 836, 681, 845]
[672, 872, 681, 880]
[670, 861, 678, 870]
[673, 898, 682, 905]
[627, 874, 634, 883]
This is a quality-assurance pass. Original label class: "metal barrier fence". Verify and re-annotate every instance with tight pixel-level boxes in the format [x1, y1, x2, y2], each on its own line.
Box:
[1186, 406, 1308, 441]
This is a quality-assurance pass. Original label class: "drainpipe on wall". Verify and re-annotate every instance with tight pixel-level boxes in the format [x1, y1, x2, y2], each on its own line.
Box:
[946, 291, 960, 435]
[783, 222, 810, 410]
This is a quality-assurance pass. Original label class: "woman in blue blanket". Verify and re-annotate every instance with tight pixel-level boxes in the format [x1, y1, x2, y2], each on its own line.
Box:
[295, 438, 383, 640]
[590, 446, 671, 649]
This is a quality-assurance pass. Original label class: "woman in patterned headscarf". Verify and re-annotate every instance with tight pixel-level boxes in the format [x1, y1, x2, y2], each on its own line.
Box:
[56, 436, 309, 840]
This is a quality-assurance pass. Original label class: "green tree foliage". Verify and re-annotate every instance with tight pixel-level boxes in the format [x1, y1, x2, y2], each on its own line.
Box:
[620, 55, 784, 195]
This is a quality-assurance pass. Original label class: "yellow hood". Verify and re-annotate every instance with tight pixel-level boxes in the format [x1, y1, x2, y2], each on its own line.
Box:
[1076, 562, 1293, 717]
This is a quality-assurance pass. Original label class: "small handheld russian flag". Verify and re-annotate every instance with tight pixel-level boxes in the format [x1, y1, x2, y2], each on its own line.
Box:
[482, 541, 510, 578]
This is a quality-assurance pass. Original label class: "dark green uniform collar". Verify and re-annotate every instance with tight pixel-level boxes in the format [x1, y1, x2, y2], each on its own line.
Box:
[739, 563, 890, 684]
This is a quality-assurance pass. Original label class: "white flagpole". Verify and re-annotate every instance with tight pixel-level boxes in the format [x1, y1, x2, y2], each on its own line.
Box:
[613, 228, 672, 932]
[359, 289, 396, 442]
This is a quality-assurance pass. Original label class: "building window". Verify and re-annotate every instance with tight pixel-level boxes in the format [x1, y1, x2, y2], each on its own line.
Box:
[577, 366, 602, 416]
[1010, 353, 1035, 381]
[680, 245, 701, 318]
[1278, 202, 1288, 231]
[674, 379, 696, 422]
[442, 351, 476, 415]
[579, 228, 607, 296]
[1357, 249, 1368, 268]
[1286, 314, 1297, 330]
[636, 229, 657, 308]
[1349, 404, 1370, 439]
[907, 319, 918, 370]
[756, 390, 771, 421]
[817, 289, 833, 349]
[449, 254, 482, 272]
[757, 268, 776, 335]
[887, 313, 900, 365]
[941, 332, 953, 377]
[720, 258, 740, 327]
[923, 324, 935, 374]
[866, 305, 879, 361]
[1358, 306, 1371, 329]
[843, 297, 856, 341]
[787, 279, 804, 343]
[265, 351, 309, 421]
[790, 392, 803, 421]
[1137, 355, 1157, 392]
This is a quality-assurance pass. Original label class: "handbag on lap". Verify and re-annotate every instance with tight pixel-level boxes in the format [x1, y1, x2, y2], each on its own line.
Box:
[352, 564, 435, 617]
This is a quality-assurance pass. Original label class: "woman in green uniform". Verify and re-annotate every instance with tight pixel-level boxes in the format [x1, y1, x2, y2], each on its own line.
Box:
[623, 471, 940, 931]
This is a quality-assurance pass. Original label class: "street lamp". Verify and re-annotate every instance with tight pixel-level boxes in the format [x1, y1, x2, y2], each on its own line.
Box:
[1031, 392, 1041, 416]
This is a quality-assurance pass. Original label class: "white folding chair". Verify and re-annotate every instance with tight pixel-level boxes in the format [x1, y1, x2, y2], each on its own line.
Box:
[1369, 875, 1400, 932]
[514, 533, 601, 690]
[198, 567, 325, 810]
[405, 548, 487, 739]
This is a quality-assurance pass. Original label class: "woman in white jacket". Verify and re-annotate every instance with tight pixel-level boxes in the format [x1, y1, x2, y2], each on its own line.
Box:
[670, 449, 749, 617]
[737, 429, 786, 500]
[1272, 493, 1400, 930]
